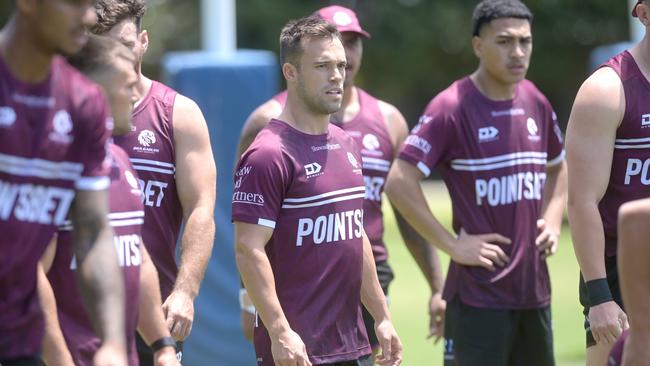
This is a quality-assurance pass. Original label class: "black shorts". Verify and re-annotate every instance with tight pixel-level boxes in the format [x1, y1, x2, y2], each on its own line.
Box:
[320, 354, 372, 366]
[0, 355, 41, 366]
[136, 333, 184, 365]
[578, 254, 624, 347]
[361, 261, 394, 348]
[443, 297, 554, 366]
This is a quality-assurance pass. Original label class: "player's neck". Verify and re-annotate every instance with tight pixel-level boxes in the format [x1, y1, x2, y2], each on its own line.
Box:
[331, 85, 359, 124]
[279, 93, 330, 135]
[0, 18, 53, 83]
[471, 69, 517, 101]
[631, 34, 650, 81]
[134, 74, 153, 108]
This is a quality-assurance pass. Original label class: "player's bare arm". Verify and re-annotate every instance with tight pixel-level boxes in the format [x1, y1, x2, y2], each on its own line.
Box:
[38, 240, 75, 366]
[566, 66, 627, 346]
[137, 245, 180, 366]
[536, 159, 567, 259]
[385, 160, 511, 271]
[237, 99, 282, 158]
[379, 100, 446, 341]
[166, 94, 217, 341]
[359, 231, 403, 366]
[618, 199, 650, 365]
[234, 222, 312, 366]
[70, 188, 127, 366]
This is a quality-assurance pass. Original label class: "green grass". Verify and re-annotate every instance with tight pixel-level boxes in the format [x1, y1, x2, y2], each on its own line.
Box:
[383, 182, 586, 365]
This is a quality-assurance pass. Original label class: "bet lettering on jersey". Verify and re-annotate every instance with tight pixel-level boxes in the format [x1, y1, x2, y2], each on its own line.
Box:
[138, 179, 167, 207]
[0, 180, 75, 225]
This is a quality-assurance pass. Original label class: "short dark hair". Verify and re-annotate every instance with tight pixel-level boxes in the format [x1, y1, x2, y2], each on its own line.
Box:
[67, 34, 135, 76]
[472, 0, 533, 37]
[92, 0, 146, 35]
[279, 15, 340, 67]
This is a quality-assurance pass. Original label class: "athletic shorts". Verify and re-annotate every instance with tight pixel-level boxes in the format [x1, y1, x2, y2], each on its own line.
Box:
[320, 354, 372, 366]
[0, 355, 41, 366]
[443, 297, 554, 366]
[361, 261, 395, 348]
[578, 254, 624, 347]
[136, 333, 184, 365]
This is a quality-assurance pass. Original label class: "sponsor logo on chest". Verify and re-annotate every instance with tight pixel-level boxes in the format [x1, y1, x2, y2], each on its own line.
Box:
[295, 209, 363, 246]
[478, 126, 499, 142]
[642, 114, 650, 127]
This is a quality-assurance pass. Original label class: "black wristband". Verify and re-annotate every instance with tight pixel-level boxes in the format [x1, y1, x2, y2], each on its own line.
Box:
[151, 336, 176, 352]
[586, 278, 613, 307]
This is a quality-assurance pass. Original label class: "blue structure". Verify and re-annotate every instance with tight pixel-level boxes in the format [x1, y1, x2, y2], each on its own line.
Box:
[162, 49, 278, 366]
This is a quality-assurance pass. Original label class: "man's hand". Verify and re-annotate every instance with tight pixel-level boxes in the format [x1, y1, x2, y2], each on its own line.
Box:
[535, 219, 559, 260]
[589, 301, 628, 344]
[451, 229, 511, 270]
[153, 347, 181, 366]
[427, 293, 446, 344]
[622, 333, 650, 366]
[271, 329, 312, 366]
[163, 291, 194, 341]
[374, 319, 403, 366]
[93, 342, 127, 366]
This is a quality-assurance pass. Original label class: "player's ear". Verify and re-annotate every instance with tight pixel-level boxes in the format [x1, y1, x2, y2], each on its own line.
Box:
[472, 35, 482, 58]
[139, 29, 149, 55]
[282, 62, 298, 83]
[636, 2, 650, 26]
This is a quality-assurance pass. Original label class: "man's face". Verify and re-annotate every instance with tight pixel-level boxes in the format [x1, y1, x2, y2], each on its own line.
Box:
[98, 57, 138, 136]
[340, 32, 363, 88]
[104, 19, 147, 66]
[31, 0, 97, 55]
[474, 18, 532, 85]
[295, 36, 346, 115]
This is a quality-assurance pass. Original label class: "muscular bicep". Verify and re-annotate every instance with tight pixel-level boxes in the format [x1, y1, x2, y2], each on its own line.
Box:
[378, 101, 409, 159]
[234, 222, 274, 254]
[70, 189, 110, 252]
[237, 100, 282, 158]
[566, 68, 625, 204]
[173, 95, 217, 218]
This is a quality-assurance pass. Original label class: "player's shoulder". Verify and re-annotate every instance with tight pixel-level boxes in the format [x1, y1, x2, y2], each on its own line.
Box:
[573, 66, 624, 111]
[518, 79, 554, 108]
[244, 98, 283, 133]
[424, 79, 466, 114]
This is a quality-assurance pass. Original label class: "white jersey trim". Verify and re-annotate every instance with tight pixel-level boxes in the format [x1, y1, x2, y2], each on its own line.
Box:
[451, 151, 548, 165]
[257, 218, 276, 229]
[75, 176, 110, 191]
[130, 158, 175, 169]
[0, 153, 84, 181]
[417, 161, 431, 177]
[282, 193, 365, 209]
[283, 186, 365, 204]
[451, 158, 548, 171]
[546, 150, 566, 167]
[108, 210, 145, 220]
[132, 165, 175, 175]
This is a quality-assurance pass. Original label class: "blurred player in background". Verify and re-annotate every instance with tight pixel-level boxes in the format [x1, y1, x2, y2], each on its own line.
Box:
[0, 1, 128, 365]
[91, 1, 217, 363]
[385, 0, 567, 364]
[237, 6, 445, 358]
[234, 15, 402, 366]
[566, 0, 650, 365]
[37, 34, 180, 366]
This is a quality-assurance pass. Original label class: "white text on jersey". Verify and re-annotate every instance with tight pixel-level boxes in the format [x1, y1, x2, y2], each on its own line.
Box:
[296, 209, 363, 246]
[0, 180, 74, 225]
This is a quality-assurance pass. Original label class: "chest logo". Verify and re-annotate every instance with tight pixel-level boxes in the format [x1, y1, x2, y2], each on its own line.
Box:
[305, 162, 323, 179]
[642, 114, 650, 127]
[138, 129, 156, 147]
[49, 110, 74, 144]
[0, 106, 16, 127]
[527, 117, 541, 141]
[362, 134, 380, 151]
[478, 126, 499, 142]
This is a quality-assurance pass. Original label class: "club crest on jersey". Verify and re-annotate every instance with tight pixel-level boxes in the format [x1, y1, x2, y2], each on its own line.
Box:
[133, 129, 160, 154]
[49, 110, 74, 144]
[362, 134, 380, 150]
[0, 106, 16, 127]
[642, 114, 650, 127]
[527, 118, 541, 141]
[304, 162, 323, 179]
[347, 152, 363, 174]
[478, 126, 499, 142]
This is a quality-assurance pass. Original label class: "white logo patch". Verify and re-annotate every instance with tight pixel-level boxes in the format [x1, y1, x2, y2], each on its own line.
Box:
[642, 114, 650, 127]
[362, 134, 380, 151]
[49, 110, 74, 144]
[0, 106, 16, 127]
[332, 11, 352, 26]
[527, 118, 541, 141]
[305, 162, 322, 178]
[138, 130, 156, 147]
[478, 126, 499, 142]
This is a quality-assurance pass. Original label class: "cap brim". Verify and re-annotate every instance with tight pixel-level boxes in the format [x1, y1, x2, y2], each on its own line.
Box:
[340, 28, 371, 39]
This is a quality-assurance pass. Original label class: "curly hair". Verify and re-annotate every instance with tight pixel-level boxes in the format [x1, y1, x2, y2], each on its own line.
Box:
[472, 0, 533, 37]
[91, 0, 146, 35]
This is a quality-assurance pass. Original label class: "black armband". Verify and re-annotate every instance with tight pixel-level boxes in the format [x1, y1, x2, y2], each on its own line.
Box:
[586, 278, 613, 307]
[151, 336, 176, 352]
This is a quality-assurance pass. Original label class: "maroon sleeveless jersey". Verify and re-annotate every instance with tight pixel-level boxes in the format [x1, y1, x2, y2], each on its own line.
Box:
[0, 55, 111, 359]
[399, 77, 564, 309]
[114, 80, 180, 299]
[233, 119, 371, 365]
[47, 144, 142, 366]
[598, 51, 650, 257]
[274, 88, 394, 262]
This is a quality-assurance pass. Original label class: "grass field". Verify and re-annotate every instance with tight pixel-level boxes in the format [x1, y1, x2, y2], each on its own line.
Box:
[384, 181, 586, 366]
